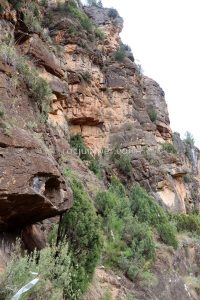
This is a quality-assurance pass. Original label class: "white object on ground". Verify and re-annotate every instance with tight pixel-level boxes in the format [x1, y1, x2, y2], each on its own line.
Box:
[11, 276, 40, 300]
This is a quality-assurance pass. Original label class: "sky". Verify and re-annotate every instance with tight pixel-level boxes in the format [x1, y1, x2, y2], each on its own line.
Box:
[89, 0, 200, 147]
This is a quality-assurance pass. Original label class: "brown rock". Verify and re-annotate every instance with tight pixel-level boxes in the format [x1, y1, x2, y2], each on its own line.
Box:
[21, 35, 65, 78]
[0, 128, 73, 230]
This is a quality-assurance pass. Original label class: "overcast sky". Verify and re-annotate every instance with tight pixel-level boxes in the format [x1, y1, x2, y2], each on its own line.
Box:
[97, 0, 200, 147]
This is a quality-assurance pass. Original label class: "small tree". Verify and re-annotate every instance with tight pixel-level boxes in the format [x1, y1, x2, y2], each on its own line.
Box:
[184, 131, 195, 146]
[113, 45, 126, 62]
[97, 0, 103, 7]
[60, 178, 102, 297]
[87, 0, 97, 6]
[108, 8, 118, 19]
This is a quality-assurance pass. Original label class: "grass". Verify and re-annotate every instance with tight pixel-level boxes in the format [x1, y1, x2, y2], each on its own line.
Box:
[0, 43, 52, 120]
[162, 143, 177, 154]
[0, 240, 73, 300]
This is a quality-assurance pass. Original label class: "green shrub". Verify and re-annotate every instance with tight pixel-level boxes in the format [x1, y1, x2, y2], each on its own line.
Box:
[162, 143, 177, 154]
[41, 0, 48, 6]
[113, 45, 126, 62]
[9, 0, 42, 32]
[95, 28, 105, 40]
[183, 174, 193, 183]
[0, 43, 18, 66]
[87, 0, 97, 6]
[88, 158, 102, 177]
[70, 134, 92, 161]
[108, 8, 118, 19]
[60, 178, 102, 297]
[148, 108, 157, 122]
[0, 240, 72, 300]
[173, 214, 200, 234]
[7, 0, 23, 10]
[24, 12, 42, 33]
[70, 135, 102, 177]
[95, 178, 155, 280]
[129, 218, 155, 261]
[111, 150, 132, 175]
[184, 131, 195, 146]
[0, 4, 4, 14]
[157, 223, 178, 249]
[68, 25, 78, 36]
[129, 186, 178, 249]
[57, 0, 94, 32]
[82, 71, 92, 83]
[0, 106, 4, 118]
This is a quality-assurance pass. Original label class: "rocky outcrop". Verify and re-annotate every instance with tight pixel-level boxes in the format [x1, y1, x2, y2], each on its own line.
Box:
[0, 128, 72, 230]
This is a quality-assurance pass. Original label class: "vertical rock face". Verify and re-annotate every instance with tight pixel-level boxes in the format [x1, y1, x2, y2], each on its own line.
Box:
[45, 4, 200, 213]
[1, 3, 200, 298]
[0, 0, 199, 231]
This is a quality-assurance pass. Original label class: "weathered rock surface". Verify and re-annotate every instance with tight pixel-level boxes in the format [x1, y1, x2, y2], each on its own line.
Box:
[87, 236, 200, 300]
[1, 2, 200, 299]
[0, 128, 72, 230]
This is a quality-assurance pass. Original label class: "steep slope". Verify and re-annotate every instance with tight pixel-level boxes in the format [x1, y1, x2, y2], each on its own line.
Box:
[0, 0, 200, 299]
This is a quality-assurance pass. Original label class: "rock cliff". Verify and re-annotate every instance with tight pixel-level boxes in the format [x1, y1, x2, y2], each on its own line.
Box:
[0, 0, 200, 299]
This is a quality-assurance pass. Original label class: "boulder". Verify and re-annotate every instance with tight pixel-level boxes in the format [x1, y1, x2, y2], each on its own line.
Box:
[0, 128, 73, 230]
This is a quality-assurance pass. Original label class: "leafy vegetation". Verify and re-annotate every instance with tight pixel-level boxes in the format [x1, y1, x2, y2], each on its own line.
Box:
[0, 4, 4, 14]
[70, 134, 92, 161]
[0, 240, 72, 300]
[112, 44, 126, 62]
[7, 0, 23, 10]
[60, 177, 102, 298]
[57, 0, 94, 33]
[173, 213, 200, 235]
[96, 178, 156, 281]
[95, 28, 105, 40]
[70, 134, 102, 177]
[88, 157, 102, 178]
[111, 150, 132, 175]
[23, 1, 42, 32]
[8, 0, 42, 32]
[184, 131, 195, 146]
[82, 71, 92, 83]
[148, 108, 157, 122]
[0, 105, 4, 118]
[129, 186, 178, 249]
[108, 8, 119, 19]
[162, 143, 177, 154]
[0, 43, 52, 119]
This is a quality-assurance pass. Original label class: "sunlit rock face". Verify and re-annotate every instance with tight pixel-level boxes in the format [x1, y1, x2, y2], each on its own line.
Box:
[36, 3, 199, 213]
[0, 0, 200, 234]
